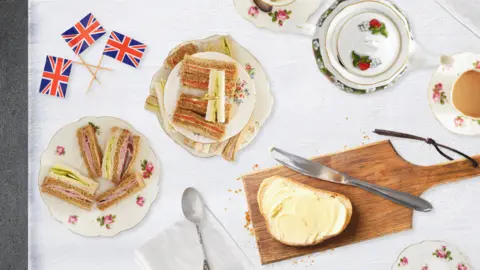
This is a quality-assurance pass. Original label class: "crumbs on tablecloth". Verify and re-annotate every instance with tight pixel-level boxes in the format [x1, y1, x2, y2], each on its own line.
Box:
[244, 211, 254, 235]
[292, 255, 315, 267]
[228, 188, 243, 194]
[252, 164, 259, 170]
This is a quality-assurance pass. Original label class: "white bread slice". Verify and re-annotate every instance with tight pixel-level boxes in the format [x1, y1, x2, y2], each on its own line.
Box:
[257, 176, 352, 247]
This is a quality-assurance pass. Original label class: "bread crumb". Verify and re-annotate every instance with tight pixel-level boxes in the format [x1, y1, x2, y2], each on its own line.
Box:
[244, 211, 254, 235]
[252, 164, 259, 170]
[228, 189, 232, 192]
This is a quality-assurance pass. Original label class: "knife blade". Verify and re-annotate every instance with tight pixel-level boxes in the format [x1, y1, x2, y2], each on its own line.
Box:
[270, 147, 433, 212]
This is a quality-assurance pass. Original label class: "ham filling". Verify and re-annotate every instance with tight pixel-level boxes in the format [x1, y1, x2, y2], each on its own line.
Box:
[45, 185, 93, 203]
[114, 135, 134, 182]
[98, 179, 138, 205]
[81, 130, 96, 172]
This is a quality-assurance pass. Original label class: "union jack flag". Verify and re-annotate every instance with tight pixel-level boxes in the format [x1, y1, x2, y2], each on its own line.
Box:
[103, 31, 146, 68]
[61, 13, 106, 55]
[39, 56, 73, 98]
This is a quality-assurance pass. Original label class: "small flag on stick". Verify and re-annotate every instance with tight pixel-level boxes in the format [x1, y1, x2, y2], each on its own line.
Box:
[39, 56, 73, 98]
[103, 31, 146, 68]
[61, 13, 109, 84]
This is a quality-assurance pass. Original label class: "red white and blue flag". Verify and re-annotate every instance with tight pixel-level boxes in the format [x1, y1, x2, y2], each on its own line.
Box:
[61, 13, 106, 55]
[103, 31, 146, 68]
[39, 56, 73, 98]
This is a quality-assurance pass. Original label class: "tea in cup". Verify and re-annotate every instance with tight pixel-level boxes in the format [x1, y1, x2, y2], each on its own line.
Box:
[452, 70, 480, 119]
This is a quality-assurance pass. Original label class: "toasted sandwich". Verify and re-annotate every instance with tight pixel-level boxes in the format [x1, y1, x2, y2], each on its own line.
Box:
[177, 93, 231, 123]
[166, 43, 199, 69]
[181, 55, 237, 96]
[173, 108, 226, 141]
[97, 173, 145, 210]
[77, 124, 103, 179]
[41, 164, 99, 210]
[102, 127, 140, 184]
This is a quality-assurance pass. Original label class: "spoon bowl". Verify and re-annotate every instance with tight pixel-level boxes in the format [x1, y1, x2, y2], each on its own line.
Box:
[181, 187, 205, 224]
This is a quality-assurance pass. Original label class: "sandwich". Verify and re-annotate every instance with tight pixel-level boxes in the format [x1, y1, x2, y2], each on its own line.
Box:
[165, 43, 199, 69]
[41, 164, 99, 210]
[96, 173, 145, 210]
[102, 127, 140, 184]
[181, 55, 237, 96]
[206, 69, 226, 123]
[172, 108, 226, 141]
[77, 124, 103, 179]
[257, 176, 352, 246]
[177, 93, 231, 123]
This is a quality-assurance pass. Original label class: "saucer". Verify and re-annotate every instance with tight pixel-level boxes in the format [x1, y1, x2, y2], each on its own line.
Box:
[164, 52, 256, 144]
[428, 52, 480, 135]
[233, 0, 323, 33]
[38, 116, 160, 236]
[392, 241, 471, 270]
[312, 0, 414, 94]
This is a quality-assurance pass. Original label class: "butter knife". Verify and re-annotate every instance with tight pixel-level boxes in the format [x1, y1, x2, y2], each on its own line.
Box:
[271, 147, 433, 212]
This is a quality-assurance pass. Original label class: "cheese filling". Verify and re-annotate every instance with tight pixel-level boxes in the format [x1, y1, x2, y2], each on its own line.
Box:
[261, 178, 347, 245]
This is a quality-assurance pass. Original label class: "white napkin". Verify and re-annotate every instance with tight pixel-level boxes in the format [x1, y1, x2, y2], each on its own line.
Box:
[435, 0, 480, 39]
[135, 207, 254, 270]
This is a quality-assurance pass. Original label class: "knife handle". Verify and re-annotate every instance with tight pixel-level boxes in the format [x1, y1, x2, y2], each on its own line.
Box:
[349, 178, 433, 212]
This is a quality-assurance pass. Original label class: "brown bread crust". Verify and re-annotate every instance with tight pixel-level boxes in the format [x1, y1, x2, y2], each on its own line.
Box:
[77, 125, 103, 179]
[41, 177, 95, 210]
[173, 108, 226, 141]
[165, 43, 198, 69]
[96, 173, 145, 210]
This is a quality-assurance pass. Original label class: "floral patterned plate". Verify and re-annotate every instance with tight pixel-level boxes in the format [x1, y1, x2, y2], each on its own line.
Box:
[233, 0, 323, 34]
[428, 52, 480, 135]
[312, 0, 414, 94]
[392, 241, 471, 270]
[164, 52, 256, 144]
[38, 116, 160, 236]
[145, 35, 273, 160]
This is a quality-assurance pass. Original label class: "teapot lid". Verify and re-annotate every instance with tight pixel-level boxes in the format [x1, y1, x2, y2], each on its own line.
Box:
[312, 0, 414, 94]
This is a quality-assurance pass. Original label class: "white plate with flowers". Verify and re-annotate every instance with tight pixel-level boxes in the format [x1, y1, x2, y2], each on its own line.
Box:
[164, 51, 256, 144]
[392, 241, 471, 270]
[38, 116, 160, 237]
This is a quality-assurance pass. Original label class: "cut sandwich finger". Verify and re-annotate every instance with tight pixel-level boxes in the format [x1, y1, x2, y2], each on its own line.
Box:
[77, 124, 103, 179]
[102, 127, 140, 184]
[97, 173, 146, 210]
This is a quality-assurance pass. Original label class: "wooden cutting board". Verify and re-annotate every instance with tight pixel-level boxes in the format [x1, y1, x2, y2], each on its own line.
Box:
[242, 140, 480, 265]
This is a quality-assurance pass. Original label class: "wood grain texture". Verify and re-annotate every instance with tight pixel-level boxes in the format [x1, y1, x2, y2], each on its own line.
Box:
[242, 140, 480, 265]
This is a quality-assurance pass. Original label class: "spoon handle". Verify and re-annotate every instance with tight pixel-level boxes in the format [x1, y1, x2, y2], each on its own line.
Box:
[196, 225, 211, 270]
[203, 259, 210, 270]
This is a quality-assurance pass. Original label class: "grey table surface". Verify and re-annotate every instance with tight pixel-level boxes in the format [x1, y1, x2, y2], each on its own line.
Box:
[0, 0, 28, 269]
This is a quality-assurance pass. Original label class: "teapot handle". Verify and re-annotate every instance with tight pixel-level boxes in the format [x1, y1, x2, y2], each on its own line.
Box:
[408, 41, 454, 69]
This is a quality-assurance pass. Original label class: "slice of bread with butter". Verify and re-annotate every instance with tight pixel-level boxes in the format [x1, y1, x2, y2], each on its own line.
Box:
[257, 176, 352, 246]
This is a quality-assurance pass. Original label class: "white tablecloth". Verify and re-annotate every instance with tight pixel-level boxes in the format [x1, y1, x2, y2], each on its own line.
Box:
[28, 0, 480, 269]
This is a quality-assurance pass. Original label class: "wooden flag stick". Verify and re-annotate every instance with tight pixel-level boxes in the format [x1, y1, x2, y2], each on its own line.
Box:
[78, 55, 101, 85]
[86, 55, 104, 93]
[73, 60, 113, 71]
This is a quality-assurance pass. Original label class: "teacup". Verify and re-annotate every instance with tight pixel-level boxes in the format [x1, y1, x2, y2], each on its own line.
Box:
[451, 69, 480, 120]
[262, 0, 297, 6]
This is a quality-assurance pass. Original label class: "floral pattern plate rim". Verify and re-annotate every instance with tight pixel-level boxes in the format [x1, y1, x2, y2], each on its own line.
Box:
[392, 240, 471, 270]
[428, 52, 480, 135]
[38, 116, 160, 237]
[312, 0, 414, 94]
[146, 35, 273, 159]
[163, 51, 256, 144]
[233, 0, 323, 33]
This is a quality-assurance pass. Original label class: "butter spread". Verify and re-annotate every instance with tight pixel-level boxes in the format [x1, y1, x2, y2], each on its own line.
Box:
[261, 178, 347, 245]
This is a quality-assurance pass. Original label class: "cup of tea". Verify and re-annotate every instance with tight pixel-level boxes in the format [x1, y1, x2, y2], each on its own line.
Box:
[451, 69, 480, 120]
